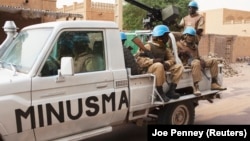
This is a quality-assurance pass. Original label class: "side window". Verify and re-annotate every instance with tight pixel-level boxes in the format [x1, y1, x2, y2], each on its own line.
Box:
[73, 31, 105, 73]
[40, 53, 60, 77]
[40, 31, 106, 76]
[40, 32, 74, 77]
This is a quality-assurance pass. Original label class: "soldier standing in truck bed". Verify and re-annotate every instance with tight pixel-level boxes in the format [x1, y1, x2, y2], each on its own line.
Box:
[176, 1, 204, 43]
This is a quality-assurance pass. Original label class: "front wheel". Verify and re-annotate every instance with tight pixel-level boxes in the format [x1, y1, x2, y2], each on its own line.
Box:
[157, 101, 195, 125]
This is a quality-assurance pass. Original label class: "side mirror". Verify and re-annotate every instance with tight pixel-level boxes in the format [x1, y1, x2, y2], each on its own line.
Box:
[60, 57, 74, 76]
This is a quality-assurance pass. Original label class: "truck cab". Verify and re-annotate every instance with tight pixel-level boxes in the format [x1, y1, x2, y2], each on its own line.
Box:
[0, 20, 131, 141]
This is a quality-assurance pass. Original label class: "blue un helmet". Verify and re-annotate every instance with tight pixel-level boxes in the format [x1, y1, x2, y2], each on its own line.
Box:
[73, 34, 90, 43]
[188, 1, 198, 9]
[152, 25, 170, 37]
[120, 32, 127, 40]
[183, 26, 196, 36]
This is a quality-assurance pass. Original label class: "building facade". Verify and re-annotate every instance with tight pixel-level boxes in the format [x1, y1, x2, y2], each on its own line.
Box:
[204, 8, 250, 36]
[0, 0, 82, 42]
[199, 8, 250, 63]
[0, 0, 57, 26]
[57, 0, 123, 30]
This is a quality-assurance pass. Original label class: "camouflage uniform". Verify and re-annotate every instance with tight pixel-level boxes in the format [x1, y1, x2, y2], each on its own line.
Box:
[179, 13, 204, 32]
[136, 42, 183, 87]
[177, 38, 226, 94]
[179, 13, 205, 42]
[74, 52, 96, 73]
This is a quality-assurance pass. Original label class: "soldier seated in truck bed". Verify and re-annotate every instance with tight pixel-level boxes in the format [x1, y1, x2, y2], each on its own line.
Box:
[135, 25, 184, 102]
[175, 27, 227, 96]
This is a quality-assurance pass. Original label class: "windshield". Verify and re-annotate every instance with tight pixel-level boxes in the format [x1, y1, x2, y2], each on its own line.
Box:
[0, 28, 52, 74]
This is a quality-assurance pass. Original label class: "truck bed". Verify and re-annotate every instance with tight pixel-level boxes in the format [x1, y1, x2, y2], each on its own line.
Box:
[127, 67, 223, 121]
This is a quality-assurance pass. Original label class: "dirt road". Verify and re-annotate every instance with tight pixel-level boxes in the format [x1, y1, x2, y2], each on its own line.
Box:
[195, 63, 250, 124]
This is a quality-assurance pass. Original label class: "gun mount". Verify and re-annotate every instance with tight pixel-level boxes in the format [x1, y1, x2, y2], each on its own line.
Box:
[125, 0, 179, 29]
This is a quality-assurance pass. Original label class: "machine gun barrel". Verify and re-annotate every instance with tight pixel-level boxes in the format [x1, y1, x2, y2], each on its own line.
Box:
[125, 0, 162, 21]
[124, 0, 179, 29]
[125, 0, 156, 12]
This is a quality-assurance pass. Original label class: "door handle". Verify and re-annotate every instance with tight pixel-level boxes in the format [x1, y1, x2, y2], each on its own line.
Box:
[41, 92, 65, 98]
[96, 83, 108, 88]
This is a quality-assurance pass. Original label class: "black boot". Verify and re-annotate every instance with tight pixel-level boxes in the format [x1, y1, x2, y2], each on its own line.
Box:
[156, 86, 170, 102]
[166, 83, 180, 99]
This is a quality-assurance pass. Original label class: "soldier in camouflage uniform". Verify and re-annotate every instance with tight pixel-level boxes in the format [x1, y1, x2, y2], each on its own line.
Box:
[177, 27, 227, 96]
[73, 36, 96, 73]
[120, 32, 139, 75]
[176, 1, 204, 42]
[136, 25, 184, 102]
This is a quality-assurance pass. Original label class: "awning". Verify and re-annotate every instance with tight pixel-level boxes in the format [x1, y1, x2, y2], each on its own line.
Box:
[0, 5, 83, 19]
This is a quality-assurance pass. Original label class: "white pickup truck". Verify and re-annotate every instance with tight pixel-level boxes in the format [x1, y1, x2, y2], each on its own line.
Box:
[0, 20, 224, 141]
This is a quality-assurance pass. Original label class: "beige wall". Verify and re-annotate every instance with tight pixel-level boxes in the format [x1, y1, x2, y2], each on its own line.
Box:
[204, 8, 250, 37]
[0, 0, 56, 11]
[56, 0, 123, 30]
[199, 34, 250, 63]
[0, 0, 56, 23]
[232, 37, 250, 62]
[198, 8, 250, 63]
[0, 0, 57, 42]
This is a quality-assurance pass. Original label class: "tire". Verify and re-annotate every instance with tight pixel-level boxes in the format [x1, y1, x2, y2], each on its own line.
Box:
[157, 101, 195, 125]
[123, 47, 139, 75]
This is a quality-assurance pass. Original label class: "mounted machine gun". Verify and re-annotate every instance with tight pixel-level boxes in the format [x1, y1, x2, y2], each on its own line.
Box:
[124, 0, 179, 29]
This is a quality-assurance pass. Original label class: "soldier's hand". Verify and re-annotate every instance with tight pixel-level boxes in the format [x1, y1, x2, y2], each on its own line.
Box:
[164, 63, 170, 70]
[144, 50, 154, 58]
[178, 52, 184, 57]
[178, 51, 190, 58]
[153, 58, 164, 64]
[196, 29, 203, 36]
[139, 50, 154, 58]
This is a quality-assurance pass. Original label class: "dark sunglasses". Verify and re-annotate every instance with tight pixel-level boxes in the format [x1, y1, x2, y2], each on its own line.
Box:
[188, 6, 197, 9]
